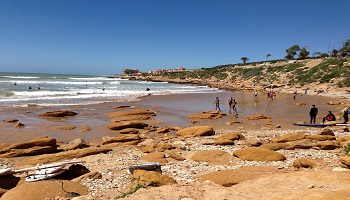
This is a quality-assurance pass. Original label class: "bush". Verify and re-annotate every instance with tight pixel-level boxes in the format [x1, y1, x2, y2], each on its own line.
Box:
[344, 143, 350, 155]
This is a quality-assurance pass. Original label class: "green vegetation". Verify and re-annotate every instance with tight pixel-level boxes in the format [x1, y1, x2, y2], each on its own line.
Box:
[344, 143, 350, 156]
[115, 177, 144, 199]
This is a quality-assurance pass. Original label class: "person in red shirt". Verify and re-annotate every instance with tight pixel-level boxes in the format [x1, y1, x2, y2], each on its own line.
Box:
[322, 111, 336, 124]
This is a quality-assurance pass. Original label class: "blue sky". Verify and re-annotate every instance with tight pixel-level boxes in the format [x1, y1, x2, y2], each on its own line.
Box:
[0, 0, 349, 75]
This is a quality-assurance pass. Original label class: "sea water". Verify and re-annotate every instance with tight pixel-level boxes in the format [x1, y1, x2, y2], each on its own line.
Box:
[0, 72, 219, 107]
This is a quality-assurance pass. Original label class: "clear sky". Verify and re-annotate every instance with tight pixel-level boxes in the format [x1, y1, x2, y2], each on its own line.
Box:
[0, 0, 349, 75]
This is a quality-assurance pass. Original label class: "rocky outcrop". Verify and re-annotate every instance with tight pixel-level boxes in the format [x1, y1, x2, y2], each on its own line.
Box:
[293, 158, 317, 168]
[51, 125, 76, 130]
[0, 180, 88, 200]
[188, 110, 227, 119]
[108, 121, 149, 130]
[105, 109, 156, 118]
[191, 150, 234, 165]
[18, 147, 111, 166]
[176, 126, 215, 137]
[141, 152, 168, 164]
[243, 113, 271, 120]
[213, 132, 245, 145]
[233, 147, 286, 161]
[39, 110, 78, 117]
[0, 137, 57, 158]
[102, 135, 142, 145]
[199, 166, 283, 187]
[131, 170, 177, 187]
[58, 138, 89, 151]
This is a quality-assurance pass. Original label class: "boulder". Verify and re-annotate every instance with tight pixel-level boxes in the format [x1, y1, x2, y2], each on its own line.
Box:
[305, 135, 336, 141]
[260, 143, 293, 151]
[271, 132, 306, 143]
[58, 138, 89, 151]
[337, 136, 350, 146]
[327, 101, 342, 105]
[191, 150, 234, 165]
[119, 128, 139, 134]
[102, 135, 142, 145]
[0, 137, 57, 154]
[51, 125, 76, 130]
[0, 146, 57, 158]
[131, 170, 177, 187]
[240, 138, 262, 147]
[340, 156, 350, 168]
[0, 180, 88, 200]
[319, 129, 335, 136]
[199, 166, 283, 187]
[111, 115, 151, 122]
[233, 147, 286, 161]
[166, 149, 186, 161]
[105, 109, 156, 118]
[225, 120, 243, 125]
[176, 126, 215, 137]
[293, 158, 317, 168]
[293, 102, 306, 106]
[316, 141, 339, 150]
[243, 113, 271, 120]
[188, 110, 227, 120]
[108, 121, 148, 130]
[213, 132, 245, 145]
[141, 142, 174, 153]
[39, 110, 78, 117]
[141, 152, 168, 164]
[2, 118, 19, 123]
[18, 147, 111, 166]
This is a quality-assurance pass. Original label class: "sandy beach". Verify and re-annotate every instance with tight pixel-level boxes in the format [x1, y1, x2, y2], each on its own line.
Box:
[1, 88, 350, 200]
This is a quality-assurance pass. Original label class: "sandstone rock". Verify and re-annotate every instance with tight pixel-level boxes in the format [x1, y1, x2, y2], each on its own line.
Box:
[79, 127, 91, 132]
[51, 125, 76, 130]
[316, 141, 339, 150]
[191, 150, 234, 165]
[0, 136, 57, 154]
[72, 171, 102, 182]
[141, 152, 168, 164]
[111, 115, 151, 122]
[260, 143, 292, 151]
[188, 110, 227, 120]
[327, 101, 342, 105]
[2, 118, 19, 123]
[225, 120, 243, 125]
[166, 149, 186, 161]
[233, 147, 286, 161]
[319, 128, 335, 136]
[305, 135, 336, 141]
[243, 113, 271, 120]
[141, 142, 174, 153]
[113, 105, 131, 109]
[241, 138, 262, 147]
[14, 123, 25, 128]
[271, 132, 306, 143]
[18, 147, 111, 166]
[119, 128, 139, 134]
[339, 156, 350, 168]
[39, 110, 78, 117]
[0, 180, 88, 200]
[58, 138, 89, 151]
[293, 102, 306, 106]
[337, 136, 350, 146]
[293, 158, 317, 168]
[290, 139, 315, 149]
[131, 170, 177, 187]
[176, 126, 215, 137]
[0, 146, 58, 158]
[108, 121, 148, 130]
[102, 135, 142, 145]
[105, 109, 156, 118]
[213, 132, 245, 145]
[199, 166, 283, 187]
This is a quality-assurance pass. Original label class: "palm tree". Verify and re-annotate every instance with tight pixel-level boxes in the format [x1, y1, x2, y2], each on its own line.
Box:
[265, 54, 271, 66]
[241, 57, 249, 66]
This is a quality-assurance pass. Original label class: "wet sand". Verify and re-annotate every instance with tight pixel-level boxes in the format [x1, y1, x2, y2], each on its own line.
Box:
[0, 90, 347, 144]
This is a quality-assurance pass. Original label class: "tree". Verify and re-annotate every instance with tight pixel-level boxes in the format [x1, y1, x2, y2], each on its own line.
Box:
[285, 45, 301, 60]
[299, 47, 309, 59]
[241, 57, 249, 66]
[339, 39, 350, 57]
[330, 49, 338, 57]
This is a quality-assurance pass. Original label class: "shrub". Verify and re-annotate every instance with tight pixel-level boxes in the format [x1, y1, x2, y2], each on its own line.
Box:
[344, 143, 350, 155]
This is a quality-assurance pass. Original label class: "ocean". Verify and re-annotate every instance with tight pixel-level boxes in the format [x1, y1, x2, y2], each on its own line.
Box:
[0, 72, 219, 107]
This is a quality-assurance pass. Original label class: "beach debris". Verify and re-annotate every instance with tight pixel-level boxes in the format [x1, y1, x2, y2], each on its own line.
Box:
[129, 162, 162, 175]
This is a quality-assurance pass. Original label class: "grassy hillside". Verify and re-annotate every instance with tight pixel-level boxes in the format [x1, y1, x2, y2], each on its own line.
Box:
[160, 57, 350, 88]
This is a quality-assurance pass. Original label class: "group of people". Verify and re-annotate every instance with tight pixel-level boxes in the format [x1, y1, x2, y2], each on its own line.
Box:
[309, 104, 349, 124]
[214, 96, 237, 112]
[267, 91, 276, 100]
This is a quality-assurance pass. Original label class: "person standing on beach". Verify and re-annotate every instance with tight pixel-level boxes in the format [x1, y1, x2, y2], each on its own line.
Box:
[254, 91, 258, 97]
[309, 105, 318, 124]
[232, 98, 237, 112]
[228, 97, 234, 111]
[343, 108, 350, 124]
[293, 91, 297, 100]
[215, 97, 221, 111]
